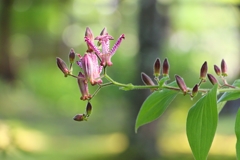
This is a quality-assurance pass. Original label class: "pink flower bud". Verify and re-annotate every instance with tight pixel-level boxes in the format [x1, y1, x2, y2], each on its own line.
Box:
[86, 102, 92, 116]
[153, 58, 161, 77]
[69, 48, 75, 64]
[191, 84, 198, 98]
[200, 61, 207, 81]
[162, 58, 170, 76]
[175, 75, 188, 95]
[85, 27, 94, 52]
[214, 65, 221, 76]
[73, 114, 86, 121]
[221, 59, 227, 77]
[56, 57, 69, 77]
[207, 74, 219, 85]
[141, 72, 155, 86]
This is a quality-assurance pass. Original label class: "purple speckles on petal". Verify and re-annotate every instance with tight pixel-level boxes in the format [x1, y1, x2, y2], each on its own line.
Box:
[110, 34, 125, 56]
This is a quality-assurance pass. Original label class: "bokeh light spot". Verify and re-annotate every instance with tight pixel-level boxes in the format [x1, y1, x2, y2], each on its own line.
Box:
[62, 24, 83, 47]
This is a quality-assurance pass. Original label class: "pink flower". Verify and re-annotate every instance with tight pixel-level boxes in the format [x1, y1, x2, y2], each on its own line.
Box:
[77, 53, 102, 85]
[77, 72, 91, 100]
[84, 28, 125, 67]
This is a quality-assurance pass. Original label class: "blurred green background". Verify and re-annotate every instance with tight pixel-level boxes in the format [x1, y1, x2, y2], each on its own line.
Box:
[0, 0, 240, 159]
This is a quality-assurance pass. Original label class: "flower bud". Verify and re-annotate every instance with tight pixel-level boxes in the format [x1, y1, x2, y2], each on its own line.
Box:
[207, 74, 219, 85]
[56, 57, 69, 77]
[153, 58, 161, 77]
[191, 84, 198, 98]
[69, 48, 75, 64]
[162, 58, 170, 76]
[214, 65, 221, 76]
[85, 27, 94, 41]
[200, 61, 208, 81]
[175, 75, 188, 95]
[141, 72, 155, 86]
[86, 102, 92, 116]
[85, 27, 94, 52]
[221, 59, 227, 77]
[73, 114, 86, 121]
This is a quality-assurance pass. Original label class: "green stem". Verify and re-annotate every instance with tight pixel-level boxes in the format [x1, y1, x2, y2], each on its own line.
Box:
[104, 73, 240, 93]
[90, 82, 114, 99]
[68, 74, 78, 78]
[104, 73, 159, 90]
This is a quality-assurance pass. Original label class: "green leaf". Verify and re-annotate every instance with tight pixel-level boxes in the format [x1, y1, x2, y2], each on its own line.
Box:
[218, 79, 240, 103]
[135, 81, 178, 132]
[235, 108, 240, 160]
[158, 76, 170, 88]
[186, 84, 218, 160]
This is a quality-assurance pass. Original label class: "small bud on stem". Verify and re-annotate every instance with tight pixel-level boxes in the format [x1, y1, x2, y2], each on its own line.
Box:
[141, 72, 155, 86]
[214, 65, 221, 76]
[175, 75, 188, 95]
[207, 74, 219, 85]
[162, 58, 170, 77]
[69, 48, 76, 64]
[56, 57, 70, 77]
[221, 59, 227, 77]
[73, 114, 87, 121]
[200, 61, 208, 81]
[86, 102, 92, 116]
[85, 27, 94, 52]
[153, 58, 161, 78]
[191, 84, 198, 98]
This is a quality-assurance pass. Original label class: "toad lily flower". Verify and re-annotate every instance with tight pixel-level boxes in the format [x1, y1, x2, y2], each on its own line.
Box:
[84, 27, 125, 67]
[77, 72, 91, 100]
[77, 53, 103, 85]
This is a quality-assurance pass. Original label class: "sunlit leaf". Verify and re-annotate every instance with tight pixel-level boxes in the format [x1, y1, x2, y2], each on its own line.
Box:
[218, 79, 240, 103]
[186, 84, 218, 160]
[235, 108, 240, 160]
[135, 81, 178, 132]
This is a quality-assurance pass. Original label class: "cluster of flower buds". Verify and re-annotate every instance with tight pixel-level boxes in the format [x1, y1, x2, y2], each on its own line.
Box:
[175, 59, 230, 98]
[206, 59, 228, 86]
[210, 59, 233, 88]
[198, 59, 228, 87]
[141, 58, 170, 90]
[73, 102, 92, 121]
[213, 59, 228, 77]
